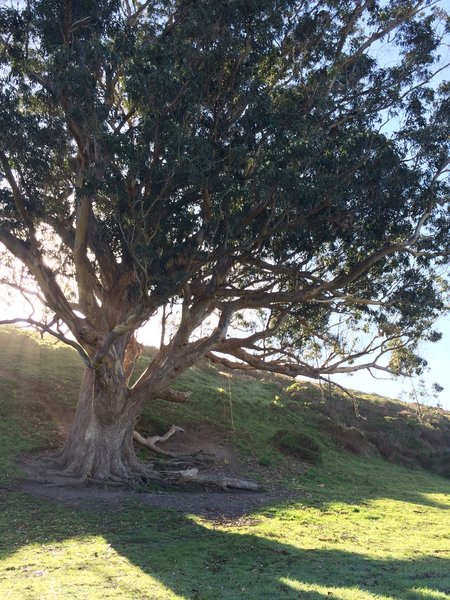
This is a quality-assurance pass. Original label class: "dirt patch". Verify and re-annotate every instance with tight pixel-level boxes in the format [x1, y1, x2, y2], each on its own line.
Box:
[15, 403, 303, 523]
[18, 479, 300, 522]
[158, 422, 236, 464]
[16, 451, 301, 522]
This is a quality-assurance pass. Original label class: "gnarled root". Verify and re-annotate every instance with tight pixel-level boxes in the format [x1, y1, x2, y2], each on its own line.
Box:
[87, 468, 261, 492]
[24, 454, 260, 492]
[26, 421, 260, 491]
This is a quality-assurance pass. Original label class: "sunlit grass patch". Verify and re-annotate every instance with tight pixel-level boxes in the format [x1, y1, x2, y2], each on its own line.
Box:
[1, 482, 449, 599]
[280, 577, 394, 600]
[0, 536, 185, 599]
[411, 589, 450, 599]
[418, 492, 450, 508]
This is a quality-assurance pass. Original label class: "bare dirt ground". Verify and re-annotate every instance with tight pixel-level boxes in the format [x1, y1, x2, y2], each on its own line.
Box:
[18, 477, 300, 523]
[16, 406, 303, 522]
[17, 448, 302, 523]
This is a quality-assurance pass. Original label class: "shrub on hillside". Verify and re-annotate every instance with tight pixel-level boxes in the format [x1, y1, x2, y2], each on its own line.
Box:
[315, 415, 376, 456]
[368, 432, 402, 461]
[273, 430, 322, 464]
[431, 449, 450, 478]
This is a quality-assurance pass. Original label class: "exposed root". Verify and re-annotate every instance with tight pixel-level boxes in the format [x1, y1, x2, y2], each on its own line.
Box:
[133, 425, 217, 469]
[22, 425, 260, 492]
[25, 457, 260, 492]
[42, 478, 89, 488]
[152, 450, 216, 469]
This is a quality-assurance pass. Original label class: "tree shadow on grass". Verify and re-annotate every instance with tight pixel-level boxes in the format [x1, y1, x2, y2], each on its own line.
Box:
[0, 491, 449, 600]
[109, 509, 450, 599]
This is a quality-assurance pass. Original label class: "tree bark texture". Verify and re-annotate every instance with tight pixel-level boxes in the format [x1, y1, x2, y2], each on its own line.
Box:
[56, 365, 143, 480]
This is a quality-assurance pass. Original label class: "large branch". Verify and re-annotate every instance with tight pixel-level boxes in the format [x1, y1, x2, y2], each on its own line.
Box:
[129, 299, 231, 403]
[208, 345, 319, 379]
[0, 132, 101, 337]
[312, 211, 433, 298]
[211, 211, 436, 314]
[346, 1, 427, 63]
[44, 210, 118, 297]
[207, 332, 408, 380]
[73, 192, 99, 318]
[173, 469, 260, 491]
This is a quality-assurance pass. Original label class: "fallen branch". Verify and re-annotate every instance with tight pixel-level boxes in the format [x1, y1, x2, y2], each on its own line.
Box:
[152, 451, 216, 469]
[133, 425, 184, 457]
[167, 468, 261, 491]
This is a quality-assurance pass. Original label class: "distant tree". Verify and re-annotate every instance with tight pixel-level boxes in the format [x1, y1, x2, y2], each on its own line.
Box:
[0, 0, 449, 481]
[403, 378, 445, 422]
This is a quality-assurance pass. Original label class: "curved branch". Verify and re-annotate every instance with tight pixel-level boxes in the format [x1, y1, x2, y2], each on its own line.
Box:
[0, 318, 90, 366]
[0, 228, 99, 349]
[158, 389, 192, 403]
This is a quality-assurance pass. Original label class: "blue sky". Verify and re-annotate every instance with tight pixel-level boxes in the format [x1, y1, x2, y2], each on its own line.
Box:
[333, 315, 450, 410]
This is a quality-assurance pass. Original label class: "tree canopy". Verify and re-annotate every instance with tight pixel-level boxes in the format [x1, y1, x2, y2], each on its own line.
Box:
[0, 0, 449, 479]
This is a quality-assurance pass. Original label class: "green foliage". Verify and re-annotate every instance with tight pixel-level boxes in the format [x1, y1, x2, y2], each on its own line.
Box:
[0, 0, 449, 389]
[273, 429, 322, 464]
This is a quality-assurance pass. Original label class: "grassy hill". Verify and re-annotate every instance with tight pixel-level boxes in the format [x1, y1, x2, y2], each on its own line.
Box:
[0, 326, 449, 599]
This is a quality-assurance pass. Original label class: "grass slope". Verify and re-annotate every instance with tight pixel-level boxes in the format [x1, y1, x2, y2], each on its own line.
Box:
[0, 326, 449, 600]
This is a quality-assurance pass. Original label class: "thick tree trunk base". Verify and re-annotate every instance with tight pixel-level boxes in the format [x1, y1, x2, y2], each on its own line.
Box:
[48, 370, 260, 491]
[45, 427, 259, 492]
[55, 420, 142, 481]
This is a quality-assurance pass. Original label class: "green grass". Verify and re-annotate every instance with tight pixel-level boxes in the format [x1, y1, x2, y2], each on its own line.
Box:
[0, 326, 449, 599]
[0, 327, 82, 482]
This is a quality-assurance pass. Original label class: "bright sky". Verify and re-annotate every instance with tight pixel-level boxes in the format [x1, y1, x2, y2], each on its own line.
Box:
[332, 316, 450, 410]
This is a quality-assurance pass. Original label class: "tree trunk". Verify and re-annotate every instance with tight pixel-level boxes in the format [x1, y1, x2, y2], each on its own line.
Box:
[56, 366, 143, 481]
[53, 358, 261, 491]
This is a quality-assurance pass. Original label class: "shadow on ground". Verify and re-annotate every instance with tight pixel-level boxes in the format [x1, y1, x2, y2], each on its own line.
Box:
[1, 485, 449, 599]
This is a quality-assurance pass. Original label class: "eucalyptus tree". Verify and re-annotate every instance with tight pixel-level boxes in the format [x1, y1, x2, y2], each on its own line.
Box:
[0, 0, 449, 481]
